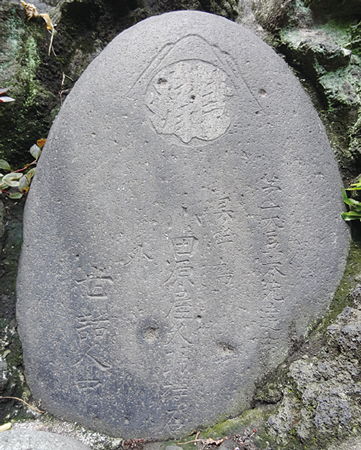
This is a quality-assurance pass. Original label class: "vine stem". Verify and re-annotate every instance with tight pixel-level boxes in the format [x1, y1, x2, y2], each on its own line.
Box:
[0, 396, 45, 413]
[13, 160, 37, 173]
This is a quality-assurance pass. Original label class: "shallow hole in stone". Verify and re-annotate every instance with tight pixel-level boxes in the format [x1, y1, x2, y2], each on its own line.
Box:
[217, 342, 236, 355]
[259, 88, 267, 96]
[144, 326, 159, 343]
[157, 78, 167, 84]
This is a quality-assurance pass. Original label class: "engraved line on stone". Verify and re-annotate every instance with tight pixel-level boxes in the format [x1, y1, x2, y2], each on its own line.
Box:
[74, 347, 112, 371]
[75, 276, 114, 299]
[212, 195, 236, 245]
[132, 34, 217, 92]
[134, 32, 254, 132]
[129, 41, 176, 92]
[76, 379, 102, 392]
[166, 325, 193, 344]
[216, 47, 265, 113]
[258, 174, 287, 357]
[162, 228, 197, 410]
[123, 244, 153, 267]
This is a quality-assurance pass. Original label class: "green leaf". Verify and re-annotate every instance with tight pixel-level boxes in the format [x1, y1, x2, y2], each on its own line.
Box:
[348, 178, 361, 190]
[341, 187, 358, 206]
[2, 172, 22, 187]
[18, 175, 29, 193]
[30, 144, 41, 161]
[341, 211, 361, 221]
[343, 196, 359, 207]
[25, 168, 36, 183]
[0, 159, 11, 171]
[9, 192, 23, 200]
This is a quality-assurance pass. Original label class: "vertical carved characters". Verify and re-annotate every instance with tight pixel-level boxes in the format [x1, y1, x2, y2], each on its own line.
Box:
[163, 236, 198, 434]
[73, 275, 114, 394]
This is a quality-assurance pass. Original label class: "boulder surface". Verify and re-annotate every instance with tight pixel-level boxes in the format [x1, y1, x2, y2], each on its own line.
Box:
[17, 11, 349, 440]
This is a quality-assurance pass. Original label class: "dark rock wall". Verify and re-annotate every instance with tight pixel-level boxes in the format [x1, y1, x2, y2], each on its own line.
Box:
[266, 0, 361, 181]
[0, 0, 238, 167]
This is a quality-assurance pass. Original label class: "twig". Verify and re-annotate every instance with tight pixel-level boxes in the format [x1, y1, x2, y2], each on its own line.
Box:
[0, 396, 45, 413]
[194, 431, 200, 445]
[59, 73, 74, 104]
[177, 438, 225, 447]
[177, 439, 203, 445]
[13, 160, 37, 173]
[48, 28, 55, 56]
[121, 439, 146, 450]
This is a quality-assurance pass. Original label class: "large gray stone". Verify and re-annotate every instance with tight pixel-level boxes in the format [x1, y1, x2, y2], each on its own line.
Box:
[0, 430, 90, 450]
[16, 11, 349, 440]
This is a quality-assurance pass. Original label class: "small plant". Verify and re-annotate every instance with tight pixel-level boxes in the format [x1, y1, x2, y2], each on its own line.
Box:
[0, 139, 45, 199]
[341, 178, 361, 221]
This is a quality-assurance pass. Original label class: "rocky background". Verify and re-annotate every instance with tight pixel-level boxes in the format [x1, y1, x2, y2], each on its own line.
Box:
[1, 0, 361, 449]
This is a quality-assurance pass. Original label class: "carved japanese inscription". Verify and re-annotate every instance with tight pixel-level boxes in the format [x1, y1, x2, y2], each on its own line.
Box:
[146, 61, 234, 144]
[17, 11, 348, 440]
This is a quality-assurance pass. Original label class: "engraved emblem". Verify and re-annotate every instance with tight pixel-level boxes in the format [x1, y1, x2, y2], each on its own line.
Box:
[146, 60, 234, 145]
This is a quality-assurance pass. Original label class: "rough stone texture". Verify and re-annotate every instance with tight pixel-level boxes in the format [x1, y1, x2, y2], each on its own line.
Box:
[16, 11, 348, 440]
[266, 303, 361, 447]
[0, 198, 25, 423]
[327, 306, 361, 360]
[0, 429, 91, 450]
[10, 419, 124, 450]
[307, 0, 361, 20]
[328, 436, 361, 450]
[274, 1, 361, 180]
[0, 199, 24, 321]
[246, 0, 289, 32]
[0, 200, 4, 248]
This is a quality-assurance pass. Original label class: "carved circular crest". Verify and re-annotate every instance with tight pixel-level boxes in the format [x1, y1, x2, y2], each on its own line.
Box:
[146, 60, 234, 146]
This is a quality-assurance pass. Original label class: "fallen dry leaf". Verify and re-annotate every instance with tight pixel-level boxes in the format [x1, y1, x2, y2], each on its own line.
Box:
[0, 423, 11, 433]
[202, 438, 225, 446]
[20, 1, 55, 55]
[20, 0, 39, 20]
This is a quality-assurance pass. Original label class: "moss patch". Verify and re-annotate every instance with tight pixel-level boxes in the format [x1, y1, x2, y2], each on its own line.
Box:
[200, 407, 273, 440]
[276, 2, 361, 178]
[317, 239, 361, 332]
[0, 4, 56, 167]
